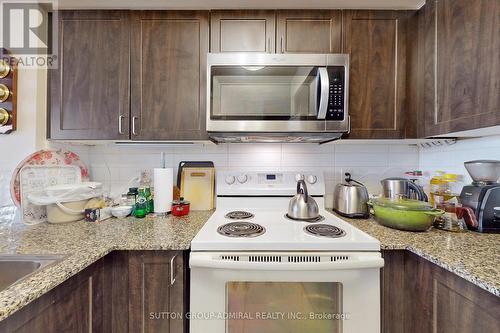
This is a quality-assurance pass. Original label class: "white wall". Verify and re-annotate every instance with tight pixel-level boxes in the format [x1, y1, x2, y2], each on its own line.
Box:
[0, 66, 47, 208]
[419, 135, 500, 190]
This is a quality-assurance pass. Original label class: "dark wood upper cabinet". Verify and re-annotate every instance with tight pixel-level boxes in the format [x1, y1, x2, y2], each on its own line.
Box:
[276, 10, 342, 53]
[128, 251, 186, 333]
[49, 11, 130, 140]
[421, 0, 500, 137]
[343, 11, 409, 139]
[130, 11, 209, 140]
[210, 10, 275, 53]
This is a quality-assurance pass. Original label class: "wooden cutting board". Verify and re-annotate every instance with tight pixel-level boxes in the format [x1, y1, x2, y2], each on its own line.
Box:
[180, 167, 215, 210]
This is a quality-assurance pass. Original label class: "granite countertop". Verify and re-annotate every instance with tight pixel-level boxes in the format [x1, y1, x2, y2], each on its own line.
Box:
[327, 210, 500, 297]
[0, 209, 499, 321]
[0, 211, 213, 321]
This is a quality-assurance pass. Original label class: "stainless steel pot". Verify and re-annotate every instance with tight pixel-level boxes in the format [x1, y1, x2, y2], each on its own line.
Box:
[287, 180, 319, 221]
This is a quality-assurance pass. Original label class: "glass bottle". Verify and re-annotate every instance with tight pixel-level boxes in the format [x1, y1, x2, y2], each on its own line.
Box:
[134, 187, 148, 218]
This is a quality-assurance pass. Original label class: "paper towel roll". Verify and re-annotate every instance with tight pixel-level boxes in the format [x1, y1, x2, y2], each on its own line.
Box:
[154, 168, 173, 213]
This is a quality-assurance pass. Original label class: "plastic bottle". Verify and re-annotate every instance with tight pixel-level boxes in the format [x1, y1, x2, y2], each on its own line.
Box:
[429, 172, 459, 206]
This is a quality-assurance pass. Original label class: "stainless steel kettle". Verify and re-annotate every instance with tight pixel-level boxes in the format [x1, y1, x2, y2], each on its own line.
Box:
[333, 173, 370, 218]
[381, 177, 428, 201]
[287, 180, 319, 221]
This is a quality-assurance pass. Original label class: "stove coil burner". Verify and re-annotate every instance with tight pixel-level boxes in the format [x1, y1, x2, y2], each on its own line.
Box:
[225, 211, 255, 220]
[284, 214, 324, 223]
[304, 224, 346, 238]
[217, 222, 265, 238]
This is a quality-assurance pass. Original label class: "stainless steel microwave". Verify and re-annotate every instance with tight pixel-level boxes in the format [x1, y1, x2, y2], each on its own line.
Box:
[206, 53, 349, 143]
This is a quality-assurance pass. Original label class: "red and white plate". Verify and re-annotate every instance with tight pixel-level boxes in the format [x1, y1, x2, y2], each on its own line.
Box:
[10, 149, 89, 207]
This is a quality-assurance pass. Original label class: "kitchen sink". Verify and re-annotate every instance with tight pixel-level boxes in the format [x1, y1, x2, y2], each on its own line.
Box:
[0, 255, 63, 291]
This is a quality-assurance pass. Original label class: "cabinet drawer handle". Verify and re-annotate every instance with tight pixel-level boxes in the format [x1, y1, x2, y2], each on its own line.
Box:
[170, 254, 177, 285]
[118, 115, 125, 134]
[132, 116, 138, 136]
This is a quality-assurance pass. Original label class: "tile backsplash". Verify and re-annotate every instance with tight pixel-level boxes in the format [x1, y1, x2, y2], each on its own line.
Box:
[2, 135, 499, 212]
[48, 142, 420, 208]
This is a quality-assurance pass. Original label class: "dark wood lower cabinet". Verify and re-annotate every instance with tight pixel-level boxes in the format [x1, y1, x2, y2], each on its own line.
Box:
[0, 259, 106, 333]
[2, 250, 498, 333]
[128, 251, 186, 333]
[382, 250, 500, 333]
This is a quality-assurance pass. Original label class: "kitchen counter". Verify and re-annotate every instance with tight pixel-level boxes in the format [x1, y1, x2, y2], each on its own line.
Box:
[0, 211, 213, 321]
[1, 209, 499, 321]
[327, 210, 500, 297]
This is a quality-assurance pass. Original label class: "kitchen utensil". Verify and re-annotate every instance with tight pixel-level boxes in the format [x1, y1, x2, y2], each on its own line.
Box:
[177, 161, 214, 187]
[333, 173, 369, 218]
[464, 160, 500, 184]
[381, 177, 428, 201]
[172, 197, 190, 217]
[287, 180, 320, 221]
[111, 205, 133, 218]
[153, 168, 173, 214]
[11, 149, 89, 206]
[180, 165, 215, 211]
[19, 165, 82, 224]
[368, 197, 444, 232]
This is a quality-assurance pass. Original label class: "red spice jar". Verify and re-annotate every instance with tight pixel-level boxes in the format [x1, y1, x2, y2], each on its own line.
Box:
[172, 197, 190, 216]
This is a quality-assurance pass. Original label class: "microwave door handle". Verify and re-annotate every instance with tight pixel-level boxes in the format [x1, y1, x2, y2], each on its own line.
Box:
[317, 67, 329, 119]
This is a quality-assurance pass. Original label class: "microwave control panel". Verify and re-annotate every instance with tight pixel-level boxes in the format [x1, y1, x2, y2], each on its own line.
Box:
[326, 66, 345, 120]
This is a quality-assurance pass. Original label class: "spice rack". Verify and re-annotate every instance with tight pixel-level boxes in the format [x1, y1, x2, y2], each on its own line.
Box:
[0, 48, 18, 134]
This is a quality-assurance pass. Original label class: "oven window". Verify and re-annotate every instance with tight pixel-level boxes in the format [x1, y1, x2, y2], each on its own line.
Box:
[211, 66, 319, 120]
[226, 282, 343, 333]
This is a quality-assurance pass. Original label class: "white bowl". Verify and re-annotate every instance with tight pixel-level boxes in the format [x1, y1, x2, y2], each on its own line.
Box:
[111, 205, 133, 218]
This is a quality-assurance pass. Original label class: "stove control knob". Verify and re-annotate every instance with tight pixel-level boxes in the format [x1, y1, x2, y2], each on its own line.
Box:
[237, 174, 248, 184]
[306, 175, 318, 184]
[295, 174, 305, 182]
[225, 175, 236, 185]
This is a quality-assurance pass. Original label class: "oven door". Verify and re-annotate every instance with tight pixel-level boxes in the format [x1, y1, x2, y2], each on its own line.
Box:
[190, 252, 383, 333]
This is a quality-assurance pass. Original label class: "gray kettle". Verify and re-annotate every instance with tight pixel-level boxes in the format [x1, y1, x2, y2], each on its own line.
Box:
[287, 180, 319, 221]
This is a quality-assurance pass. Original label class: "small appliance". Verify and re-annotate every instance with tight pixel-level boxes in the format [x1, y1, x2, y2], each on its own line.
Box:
[460, 160, 500, 233]
[381, 177, 428, 201]
[206, 53, 350, 143]
[333, 172, 369, 218]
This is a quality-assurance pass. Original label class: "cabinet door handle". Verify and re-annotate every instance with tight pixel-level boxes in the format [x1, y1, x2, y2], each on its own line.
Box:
[131, 116, 138, 136]
[280, 36, 284, 53]
[170, 254, 177, 285]
[118, 115, 125, 134]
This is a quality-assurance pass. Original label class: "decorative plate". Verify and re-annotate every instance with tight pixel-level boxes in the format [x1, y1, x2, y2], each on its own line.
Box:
[10, 149, 89, 206]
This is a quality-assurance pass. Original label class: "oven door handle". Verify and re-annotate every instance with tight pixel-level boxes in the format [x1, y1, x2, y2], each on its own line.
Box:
[316, 67, 329, 120]
[190, 256, 384, 271]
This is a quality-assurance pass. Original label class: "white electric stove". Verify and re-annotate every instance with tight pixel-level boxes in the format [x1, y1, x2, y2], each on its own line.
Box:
[190, 170, 383, 333]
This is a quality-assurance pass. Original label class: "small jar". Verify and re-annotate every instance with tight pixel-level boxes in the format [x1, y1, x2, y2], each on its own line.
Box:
[127, 187, 139, 206]
[172, 197, 190, 217]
